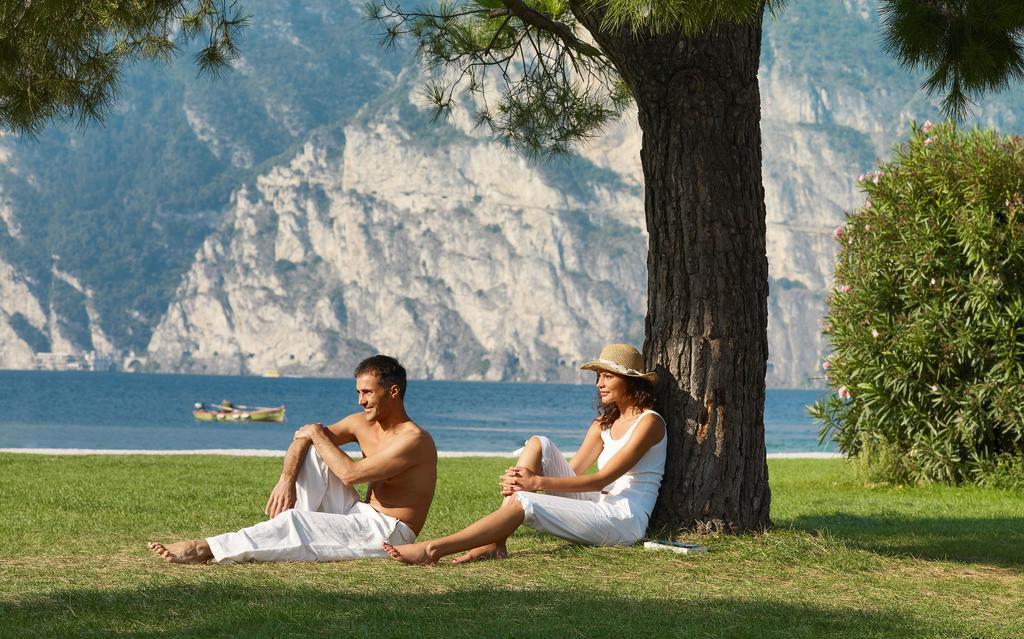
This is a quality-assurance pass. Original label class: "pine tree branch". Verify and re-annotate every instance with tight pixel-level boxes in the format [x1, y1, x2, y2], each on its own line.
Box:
[498, 0, 601, 57]
[483, 14, 513, 56]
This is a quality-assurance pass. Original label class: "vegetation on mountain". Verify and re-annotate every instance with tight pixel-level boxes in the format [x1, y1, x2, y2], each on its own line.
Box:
[0, 0, 247, 135]
[0, 2, 407, 351]
[813, 123, 1024, 488]
[7, 312, 50, 352]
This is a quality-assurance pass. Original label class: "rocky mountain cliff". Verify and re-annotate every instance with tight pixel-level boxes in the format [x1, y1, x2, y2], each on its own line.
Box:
[3, 0, 1024, 386]
[148, 124, 647, 381]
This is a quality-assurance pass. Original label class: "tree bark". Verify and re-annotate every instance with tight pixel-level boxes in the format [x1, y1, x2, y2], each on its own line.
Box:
[579, 13, 771, 532]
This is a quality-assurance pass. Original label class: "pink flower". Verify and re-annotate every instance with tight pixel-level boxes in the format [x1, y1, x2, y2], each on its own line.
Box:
[871, 328, 879, 338]
[865, 199, 872, 209]
[838, 284, 851, 294]
[837, 386, 851, 399]
[833, 226, 844, 240]
[930, 385, 939, 392]
[857, 173, 866, 183]
[922, 120, 933, 133]
[924, 137, 935, 146]
[823, 360, 832, 371]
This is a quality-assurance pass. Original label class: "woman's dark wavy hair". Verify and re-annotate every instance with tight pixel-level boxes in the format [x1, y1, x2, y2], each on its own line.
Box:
[595, 374, 656, 429]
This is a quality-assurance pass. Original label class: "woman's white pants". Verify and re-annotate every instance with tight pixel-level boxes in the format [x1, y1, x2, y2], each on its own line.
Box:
[513, 436, 646, 546]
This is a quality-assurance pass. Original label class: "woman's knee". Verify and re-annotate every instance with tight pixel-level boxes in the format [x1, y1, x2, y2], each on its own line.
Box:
[525, 435, 548, 449]
[519, 436, 548, 470]
[524, 435, 552, 458]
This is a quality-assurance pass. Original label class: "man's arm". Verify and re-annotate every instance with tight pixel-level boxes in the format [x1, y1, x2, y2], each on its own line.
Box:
[300, 424, 429, 486]
[264, 437, 311, 518]
[264, 417, 359, 518]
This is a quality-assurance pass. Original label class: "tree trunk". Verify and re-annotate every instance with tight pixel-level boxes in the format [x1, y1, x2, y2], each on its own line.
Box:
[582, 14, 771, 532]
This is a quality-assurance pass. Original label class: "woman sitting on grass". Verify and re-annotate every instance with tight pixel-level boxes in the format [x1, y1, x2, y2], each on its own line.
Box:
[384, 343, 666, 565]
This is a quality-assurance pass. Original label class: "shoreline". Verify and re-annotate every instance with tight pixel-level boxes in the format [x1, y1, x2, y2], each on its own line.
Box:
[0, 447, 843, 459]
[0, 369, 828, 391]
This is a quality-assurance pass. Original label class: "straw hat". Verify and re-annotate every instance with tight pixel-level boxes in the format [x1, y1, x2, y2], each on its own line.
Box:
[580, 343, 657, 382]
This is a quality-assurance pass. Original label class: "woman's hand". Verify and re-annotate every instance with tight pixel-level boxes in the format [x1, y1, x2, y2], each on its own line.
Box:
[501, 466, 541, 495]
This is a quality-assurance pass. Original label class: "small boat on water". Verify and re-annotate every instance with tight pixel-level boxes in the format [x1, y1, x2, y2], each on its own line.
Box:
[193, 401, 285, 423]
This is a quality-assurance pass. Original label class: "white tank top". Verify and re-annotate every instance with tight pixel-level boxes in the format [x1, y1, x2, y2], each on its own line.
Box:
[597, 409, 667, 521]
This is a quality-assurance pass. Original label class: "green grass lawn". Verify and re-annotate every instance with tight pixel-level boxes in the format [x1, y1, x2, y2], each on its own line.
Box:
[0, 454, 1021, 638]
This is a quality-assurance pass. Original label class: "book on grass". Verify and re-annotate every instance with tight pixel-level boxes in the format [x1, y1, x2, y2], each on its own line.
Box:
[643, 540, 708, 555]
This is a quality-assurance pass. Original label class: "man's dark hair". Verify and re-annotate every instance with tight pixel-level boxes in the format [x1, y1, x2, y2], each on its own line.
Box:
[354, 355, 408, 399]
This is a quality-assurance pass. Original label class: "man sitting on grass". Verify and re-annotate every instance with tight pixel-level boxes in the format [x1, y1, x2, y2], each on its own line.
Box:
[148, 355, 437, 564]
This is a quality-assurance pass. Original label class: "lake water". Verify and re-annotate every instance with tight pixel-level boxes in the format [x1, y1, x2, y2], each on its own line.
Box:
[0, 371, 833, 454]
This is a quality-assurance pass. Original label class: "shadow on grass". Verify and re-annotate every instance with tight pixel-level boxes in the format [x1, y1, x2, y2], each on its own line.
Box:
[787, 513, 1024, 567]
[3, 583, 939, 639]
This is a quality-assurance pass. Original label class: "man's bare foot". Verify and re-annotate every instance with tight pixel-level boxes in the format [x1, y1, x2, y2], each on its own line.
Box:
[382, 541, 439, 565]
[147, 540, 213, 565]
[451, 542, 509, 564]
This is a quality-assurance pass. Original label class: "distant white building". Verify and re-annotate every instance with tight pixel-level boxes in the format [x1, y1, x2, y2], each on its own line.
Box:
[33, 351, 119, 372]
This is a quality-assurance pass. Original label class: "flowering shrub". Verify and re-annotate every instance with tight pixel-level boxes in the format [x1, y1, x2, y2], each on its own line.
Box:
[811, 122, 1024, 487]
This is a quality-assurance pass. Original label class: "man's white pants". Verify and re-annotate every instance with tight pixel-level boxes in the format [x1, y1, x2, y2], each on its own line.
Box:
[206, 447, 416, 563]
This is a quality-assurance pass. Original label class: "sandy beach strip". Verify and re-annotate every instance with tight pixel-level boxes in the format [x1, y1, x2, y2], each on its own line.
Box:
[0, 447, 842, 459]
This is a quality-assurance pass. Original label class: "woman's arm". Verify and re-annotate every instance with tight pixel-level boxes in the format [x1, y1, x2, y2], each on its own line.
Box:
[504, 413, 666, 494]
[499, 422, 604, 496]
[568, 420, 605, 475]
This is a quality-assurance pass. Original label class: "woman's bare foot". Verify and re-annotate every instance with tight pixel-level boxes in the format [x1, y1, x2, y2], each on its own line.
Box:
[382, 541, 439, 565]
[147, 540, 213, 564]
[451, 542, 508, 564]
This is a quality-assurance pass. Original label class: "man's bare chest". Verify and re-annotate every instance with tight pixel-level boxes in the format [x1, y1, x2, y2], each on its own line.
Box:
[352, 428, 399, 458]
